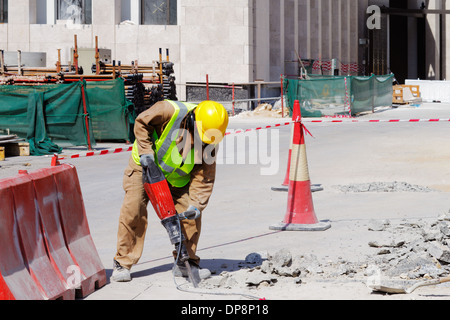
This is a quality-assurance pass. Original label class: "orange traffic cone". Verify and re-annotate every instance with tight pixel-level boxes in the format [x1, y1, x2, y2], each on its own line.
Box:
[271, 126, 293, 192]
[270, 100, 331, 231]
[272, 103, 323, 193]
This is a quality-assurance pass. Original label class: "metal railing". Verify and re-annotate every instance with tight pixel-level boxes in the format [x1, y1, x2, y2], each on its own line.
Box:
[184, 75, 287, 116]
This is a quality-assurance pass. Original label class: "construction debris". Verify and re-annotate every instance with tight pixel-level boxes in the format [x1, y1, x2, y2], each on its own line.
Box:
[334, 182, 435, 193]
[0, 135, 29, 160]
[393, 85, 422, 105]
[199, 210, 450, 291]
[0, 135, 25, 144]
[234, 102, 290, 118]
[1, 38, 178, 117]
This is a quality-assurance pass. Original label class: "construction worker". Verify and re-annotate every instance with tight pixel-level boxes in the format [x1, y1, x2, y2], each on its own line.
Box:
[111, 100, 229, 283]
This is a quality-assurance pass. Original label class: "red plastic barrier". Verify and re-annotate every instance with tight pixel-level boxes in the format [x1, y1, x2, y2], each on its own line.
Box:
[51, 164, 107, 298]
[0, 178, 45, 300]
[0, 164, 106, 300]
[29, 169, 82, 297]
[11, 173, 74, 300]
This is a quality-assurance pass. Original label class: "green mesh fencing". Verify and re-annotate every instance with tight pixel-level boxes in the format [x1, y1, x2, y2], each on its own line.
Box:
[0, 81, 95, 155]
[351, 75, 394, 114]
[373, 75, 394, 110]
[85, 79, 135, 142]
[285, 75, 349, 117]
[284, 74, 394, 117]
[0, 79, 135, 155]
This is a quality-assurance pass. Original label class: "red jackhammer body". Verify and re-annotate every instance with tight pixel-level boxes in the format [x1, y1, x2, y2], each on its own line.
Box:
[142, 156, 201, 287]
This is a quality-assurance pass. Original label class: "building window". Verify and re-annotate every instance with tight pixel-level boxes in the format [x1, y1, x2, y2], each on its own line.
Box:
[0, 0, 7, 23]
[141, 0, 177, 25]
[57, 0, 92, 24]
[36, 0, 47, 24]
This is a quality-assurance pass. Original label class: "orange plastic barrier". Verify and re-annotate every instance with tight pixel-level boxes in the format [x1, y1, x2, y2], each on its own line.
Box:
[0, 178, 45, 300]
[11, 173, 75, 300]
[29, 168, 82, 297]
[0, 164, 106, 300]
[51, 165, 107, 297]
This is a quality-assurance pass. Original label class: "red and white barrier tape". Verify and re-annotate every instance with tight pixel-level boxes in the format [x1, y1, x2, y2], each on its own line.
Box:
[52, 117, 449, 163]
[302, 118, 450, 124]
[225, 118, 450, 136]
[224, 122, 293, 136]
[57, 146, 133, 160]
[344, 77, 352, 116]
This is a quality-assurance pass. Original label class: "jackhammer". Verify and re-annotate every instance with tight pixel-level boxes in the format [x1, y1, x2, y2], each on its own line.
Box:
[142, 155, 201, 288]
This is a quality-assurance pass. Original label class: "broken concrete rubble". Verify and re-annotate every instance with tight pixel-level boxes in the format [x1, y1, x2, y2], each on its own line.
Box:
[334, 182, 435, 193]
[366, 212, 450, 280]
[368, 219, 390, 231]
[200, 210, 450, 291]
[233, 102, 290, 119]
[426, 241, 450, 264]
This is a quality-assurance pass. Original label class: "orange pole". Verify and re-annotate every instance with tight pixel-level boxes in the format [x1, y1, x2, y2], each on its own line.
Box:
[81, 82, 93, 151]
[232, 83, 235, 116]
[281, 74, 285, 118]
[95, 36, 100, 75]
[206, 74, 210, 100]
[74, 35, 79, 75]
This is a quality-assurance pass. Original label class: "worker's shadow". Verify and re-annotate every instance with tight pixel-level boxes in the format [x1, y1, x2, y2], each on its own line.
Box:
[201, 258, 264, 274]
[103, 263, 173, 282]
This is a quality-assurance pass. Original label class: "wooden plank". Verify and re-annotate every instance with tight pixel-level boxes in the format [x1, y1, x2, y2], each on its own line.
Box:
[4, 142, 30, 157]
[393, 85, 405, 104]
[0, 139, 26, 144]
[0, 135, 19, 141]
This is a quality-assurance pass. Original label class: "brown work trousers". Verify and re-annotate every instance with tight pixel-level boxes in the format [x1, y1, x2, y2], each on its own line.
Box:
[114, 158, 201, 270]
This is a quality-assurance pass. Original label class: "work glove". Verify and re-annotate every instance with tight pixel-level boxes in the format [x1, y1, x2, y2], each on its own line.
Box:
[179, 205, 202, 221]
[140, 154, 155, 169]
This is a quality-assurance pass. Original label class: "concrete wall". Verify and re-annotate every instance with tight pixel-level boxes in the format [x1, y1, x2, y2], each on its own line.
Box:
[1, 0, 364, 100]
[268, 0, 361, 78]
[426, 0, 442, 80]
[1, 0, 253, 100]
[179, 0, 252, 88]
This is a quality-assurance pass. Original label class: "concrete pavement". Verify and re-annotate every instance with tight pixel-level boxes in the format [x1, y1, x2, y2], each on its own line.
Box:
[1, 103, 450, 301]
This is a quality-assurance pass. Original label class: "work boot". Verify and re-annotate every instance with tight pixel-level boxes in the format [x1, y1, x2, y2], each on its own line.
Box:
[110, 260, 132, 283]
[172, 262, 211, 280]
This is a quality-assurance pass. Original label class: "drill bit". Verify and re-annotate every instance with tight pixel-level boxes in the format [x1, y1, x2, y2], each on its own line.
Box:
[184, 260, 200, 288]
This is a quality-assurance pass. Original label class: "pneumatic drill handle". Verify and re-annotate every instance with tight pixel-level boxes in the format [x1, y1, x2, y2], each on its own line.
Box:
[178, 206, 201, 221]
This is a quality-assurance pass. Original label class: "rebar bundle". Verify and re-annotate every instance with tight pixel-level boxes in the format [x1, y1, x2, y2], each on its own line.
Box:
[1, 37, 178, 115]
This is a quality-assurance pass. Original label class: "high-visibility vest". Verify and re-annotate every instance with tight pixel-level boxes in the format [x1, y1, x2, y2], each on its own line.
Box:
[132, 100, 197, 188]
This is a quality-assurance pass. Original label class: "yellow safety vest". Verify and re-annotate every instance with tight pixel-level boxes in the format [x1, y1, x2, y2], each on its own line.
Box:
[132, 100, 197, 188]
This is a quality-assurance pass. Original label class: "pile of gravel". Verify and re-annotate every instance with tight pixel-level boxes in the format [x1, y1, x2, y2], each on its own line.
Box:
[334, 182, 435, 193]
[200, 249, 322, 290]
[200, 211, 450, 290]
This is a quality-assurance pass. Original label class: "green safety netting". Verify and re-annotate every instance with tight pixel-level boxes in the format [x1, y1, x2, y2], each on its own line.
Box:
[0, 79, 135, 155]
[284, 74, 394, 117]
[85, 79, 135, 142]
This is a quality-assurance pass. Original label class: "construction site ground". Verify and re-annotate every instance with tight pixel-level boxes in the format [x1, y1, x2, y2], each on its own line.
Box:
[1, 102, 450, 301]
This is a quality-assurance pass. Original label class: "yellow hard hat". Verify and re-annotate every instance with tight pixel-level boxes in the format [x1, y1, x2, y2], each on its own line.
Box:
[195, 101, 229, 145]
